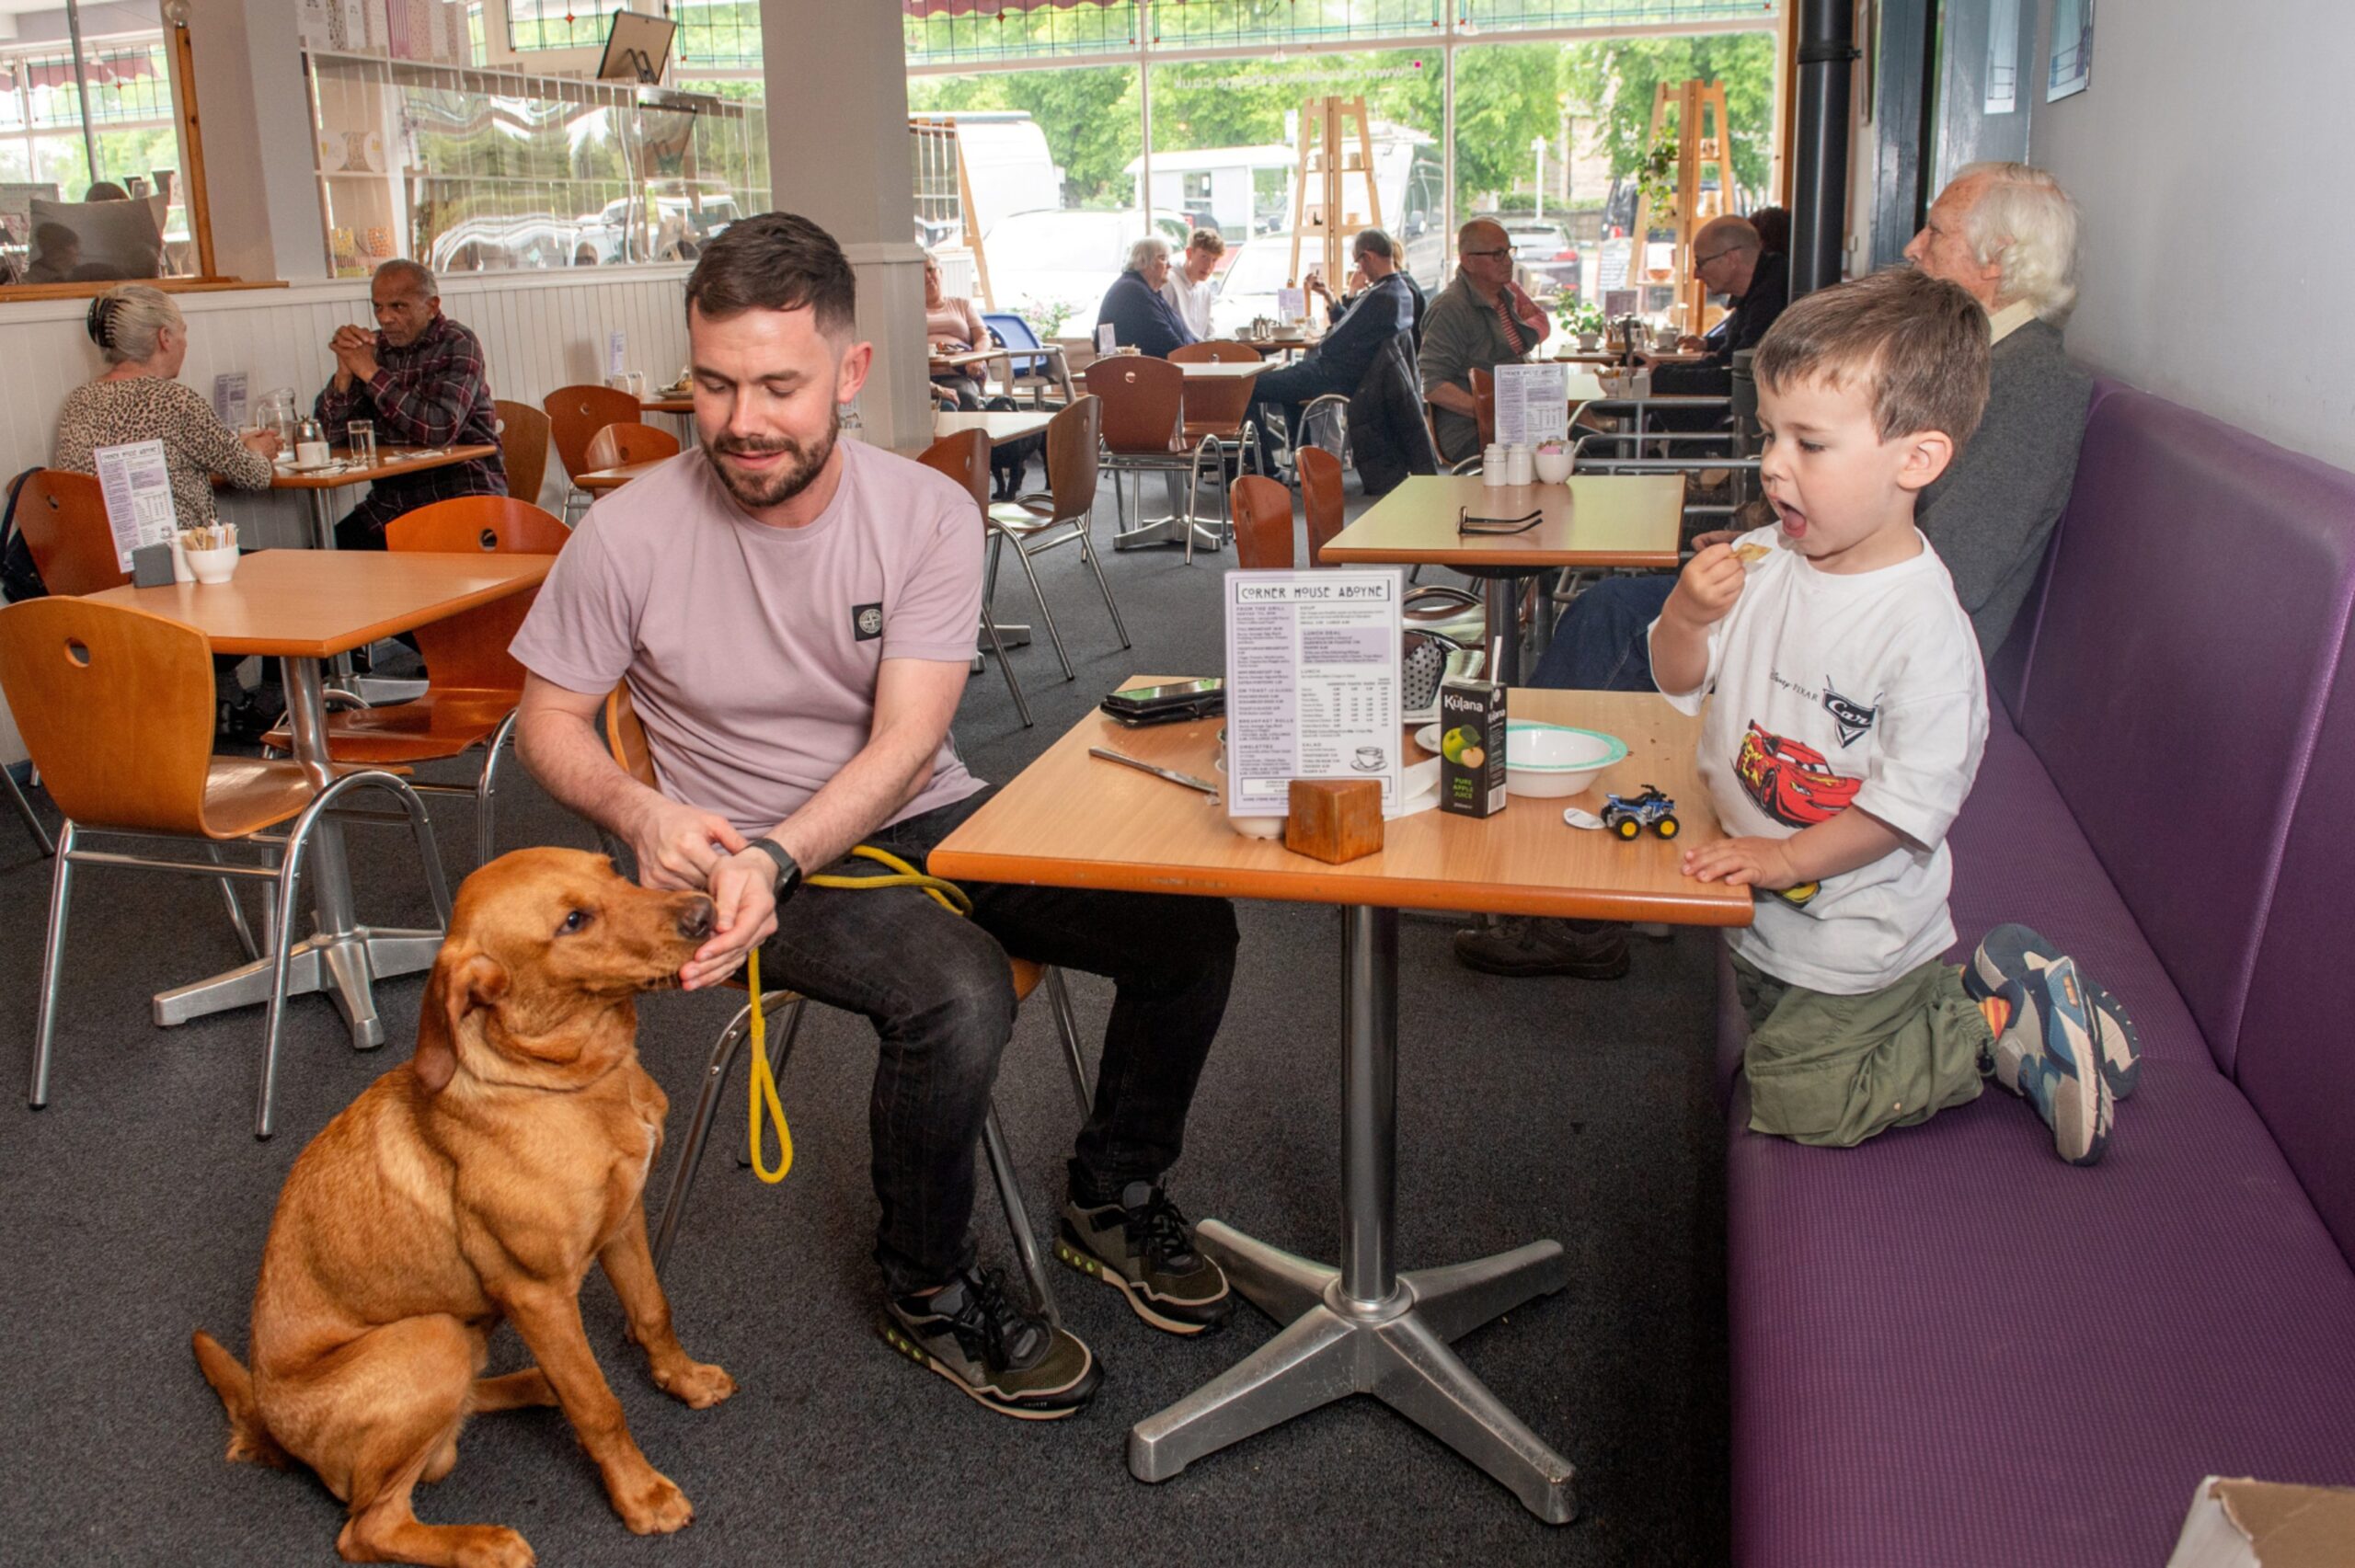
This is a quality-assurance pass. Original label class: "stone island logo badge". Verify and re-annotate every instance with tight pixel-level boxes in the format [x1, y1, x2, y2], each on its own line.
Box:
[852, 602, 884, 642]
[1821, 681, 1880, 747]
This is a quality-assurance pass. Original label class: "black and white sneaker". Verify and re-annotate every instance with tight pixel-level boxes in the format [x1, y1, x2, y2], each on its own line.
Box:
[1057, 1181, 1234, 1335]
[879, 1268, 1100, 1420]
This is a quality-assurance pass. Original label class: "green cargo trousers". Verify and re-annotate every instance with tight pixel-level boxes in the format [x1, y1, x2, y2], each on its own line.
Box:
[1732, 952, 1996, 1149]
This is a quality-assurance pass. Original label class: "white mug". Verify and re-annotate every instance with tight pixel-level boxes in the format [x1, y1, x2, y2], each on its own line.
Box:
[294, 439, 331, 468]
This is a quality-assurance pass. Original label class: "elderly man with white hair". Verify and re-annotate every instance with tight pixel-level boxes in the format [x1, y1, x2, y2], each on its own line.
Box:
[1094, 234, 1198, 359]
[1462, 162, 2095, 982]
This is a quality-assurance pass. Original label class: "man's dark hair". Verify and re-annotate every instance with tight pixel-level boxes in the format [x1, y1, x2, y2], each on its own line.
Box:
[1352, 227, 1396, 261]
[684, 212, 856, 338]
[1754, 266, 1990, 451]
[1749, 205, 1791, 257]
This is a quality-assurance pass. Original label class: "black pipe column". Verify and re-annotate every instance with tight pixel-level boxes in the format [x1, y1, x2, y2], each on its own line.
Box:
[1790, 0, 1861, 298]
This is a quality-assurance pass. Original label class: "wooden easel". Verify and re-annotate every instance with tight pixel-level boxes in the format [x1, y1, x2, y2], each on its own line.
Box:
[1626, 79, 1733, 330]
[910, 115, 994, 309]
[1287, 97, 1384, 293]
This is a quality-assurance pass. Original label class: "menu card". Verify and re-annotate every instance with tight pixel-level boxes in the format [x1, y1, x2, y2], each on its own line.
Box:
[92, 441, 178, 570]
[1223, 568, 1404, 818]
[1493, 362, 1569, 447]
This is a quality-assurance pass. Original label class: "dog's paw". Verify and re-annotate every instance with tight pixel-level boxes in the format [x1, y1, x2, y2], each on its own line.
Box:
[654, 1358, 737, 1409]
[454, 1526, 536, 1568]
[613, 1470, 695, 1536]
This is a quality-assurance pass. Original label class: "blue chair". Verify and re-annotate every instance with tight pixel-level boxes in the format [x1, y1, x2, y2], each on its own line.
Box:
[982, 312, 1073, 407]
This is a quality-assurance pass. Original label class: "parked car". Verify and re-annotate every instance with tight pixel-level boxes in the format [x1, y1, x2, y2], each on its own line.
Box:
[1501, 219, 1580, 295]
[1208, 233, 1304, 338]
[978, 207, 1195, 334]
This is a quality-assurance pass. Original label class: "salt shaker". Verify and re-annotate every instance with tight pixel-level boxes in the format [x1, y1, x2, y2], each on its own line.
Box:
[1481, 443, 1509, 486]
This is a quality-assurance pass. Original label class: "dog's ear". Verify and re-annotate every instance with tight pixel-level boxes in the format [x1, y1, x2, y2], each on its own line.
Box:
[414, 949, 511, 1093]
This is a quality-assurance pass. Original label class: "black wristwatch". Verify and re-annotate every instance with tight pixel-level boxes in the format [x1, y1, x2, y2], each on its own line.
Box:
[748, 838, 802, 904]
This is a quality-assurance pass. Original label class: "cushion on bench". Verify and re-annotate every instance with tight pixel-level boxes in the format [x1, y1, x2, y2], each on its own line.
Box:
[1727, 1062, 2355, 1568]
[2012, 388, 2355, 1071]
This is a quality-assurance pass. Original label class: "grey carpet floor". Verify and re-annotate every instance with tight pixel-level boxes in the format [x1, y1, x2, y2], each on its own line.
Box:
[0, 468, 1729, 1566]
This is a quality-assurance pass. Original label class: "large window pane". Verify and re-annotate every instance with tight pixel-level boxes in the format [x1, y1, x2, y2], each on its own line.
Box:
[2, 24, 192, 280]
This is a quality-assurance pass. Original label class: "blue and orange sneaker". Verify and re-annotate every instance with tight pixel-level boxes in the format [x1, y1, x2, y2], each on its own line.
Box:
[1985, 956, 2114, 1166]
[1964, 924, 2141, 1099]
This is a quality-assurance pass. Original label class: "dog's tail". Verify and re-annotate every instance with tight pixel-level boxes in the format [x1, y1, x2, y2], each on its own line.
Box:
[191, 1330, 291, 1469]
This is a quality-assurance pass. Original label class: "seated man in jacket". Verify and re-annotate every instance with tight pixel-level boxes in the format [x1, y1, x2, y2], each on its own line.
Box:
[1096, 235, 1197, 359]
[1647, 215, 1787, 399]
[1250, 227, 1416, 463]
[1419, 219, 1552, 464]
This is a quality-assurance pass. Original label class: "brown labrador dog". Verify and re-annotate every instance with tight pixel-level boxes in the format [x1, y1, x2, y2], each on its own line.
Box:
[193, 847, 734, 1568]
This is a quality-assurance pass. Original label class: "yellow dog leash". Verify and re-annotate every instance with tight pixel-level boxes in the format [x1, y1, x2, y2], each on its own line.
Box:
[742, 845, 974, 1184]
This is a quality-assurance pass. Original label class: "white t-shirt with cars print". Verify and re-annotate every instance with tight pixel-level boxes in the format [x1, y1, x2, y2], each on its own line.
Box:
[1648, 527, 1990, 995]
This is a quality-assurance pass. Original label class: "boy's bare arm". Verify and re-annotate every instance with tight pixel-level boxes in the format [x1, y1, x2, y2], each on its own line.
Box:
[1652, 544, 1745, 696]
[1682, 805, 1913, 891]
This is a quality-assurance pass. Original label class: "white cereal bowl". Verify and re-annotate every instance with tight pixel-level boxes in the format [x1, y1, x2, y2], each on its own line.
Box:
[1533, 449, 1573, 484]
[1502, 722, 1627, 797]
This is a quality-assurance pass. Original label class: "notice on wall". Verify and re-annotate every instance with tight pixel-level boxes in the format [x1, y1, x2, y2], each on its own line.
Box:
[92, 441, 178, 570]
[212, 372, 248, 431]
[607, 329, 628, 377]
[1223, 568, 1404, 818]
[1492, 362, 1569, 448]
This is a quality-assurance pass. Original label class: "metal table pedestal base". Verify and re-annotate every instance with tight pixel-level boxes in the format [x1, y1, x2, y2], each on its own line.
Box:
[152, 926, 442, 1049]
[1125, 905, 1577, 1523]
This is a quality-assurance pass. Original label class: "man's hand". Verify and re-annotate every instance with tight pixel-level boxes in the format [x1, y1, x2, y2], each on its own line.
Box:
[1676, 334, 1708, 352]
[1664, 541, 1746, 629]
[682, 847, 779, 991]
[627, 794, 747, 891]
[1682, 835, 1803, 890]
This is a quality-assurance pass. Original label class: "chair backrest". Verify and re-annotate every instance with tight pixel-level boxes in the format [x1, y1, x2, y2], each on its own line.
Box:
[385, 497, 569, 698]
[1042, 396, 1101, 521]
[541, 383, 645, 483]
[603, 682, 659, 788]
[1170, 340, 1263, 364]
[916, 429, 991, 514]
[492, 398, 550, 509]
[982, 312, 1046, 374]
[1299, 446, 1347, 565]
[1229, 475, 1295, 570]
[1468, 365, 1498, 451]
[0, 596, 216, 833]
[1083, 356, 1185, 454]
[1174, 359, 1258, 430]
[582, 421, 682, 473]
[15, 469, 128, 596]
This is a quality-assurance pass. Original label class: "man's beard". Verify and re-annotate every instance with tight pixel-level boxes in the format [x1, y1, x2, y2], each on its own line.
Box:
[708, 406, 840, 511]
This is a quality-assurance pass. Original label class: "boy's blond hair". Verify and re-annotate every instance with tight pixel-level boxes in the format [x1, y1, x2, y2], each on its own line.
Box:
[1753, 268, 1992, 453]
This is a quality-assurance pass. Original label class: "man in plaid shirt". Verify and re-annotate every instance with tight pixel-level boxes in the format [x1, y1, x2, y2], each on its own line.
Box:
[314, 258, 507, 549]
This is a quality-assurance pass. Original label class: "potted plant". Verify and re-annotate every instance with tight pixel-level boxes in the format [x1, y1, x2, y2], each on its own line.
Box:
[1636, 133, 1679, 281]
[1557, 301, 1605, 350]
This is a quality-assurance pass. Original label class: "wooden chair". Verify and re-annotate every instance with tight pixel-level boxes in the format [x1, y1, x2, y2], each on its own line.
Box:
[0, 596, 449, 1136]
[1298, 445, 1349, 567]
[917, 429, 1042, 727]
[1083, 356, 1223, 565]
[1291, 449, 1486, 646]
[541, 383, 644, 521]
[14, 470, 128, 596]
[259, 498, 568, 866]
[986, 397, 1129, 669]
[492, 399, 550, 511]
[1180, 339, 1264, 363]
[595, 687, 1093, 1317]
[1169, 343, 1265, 505]
[1228, 475, 1296, 570]
[581, 421, 681, 473]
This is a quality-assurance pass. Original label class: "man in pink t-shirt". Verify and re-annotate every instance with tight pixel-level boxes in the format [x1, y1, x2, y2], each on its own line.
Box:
[511, 213, 1237, 1423]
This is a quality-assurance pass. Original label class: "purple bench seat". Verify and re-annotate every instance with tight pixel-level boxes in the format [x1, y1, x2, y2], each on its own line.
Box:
[1724, 383, 2355, 1565]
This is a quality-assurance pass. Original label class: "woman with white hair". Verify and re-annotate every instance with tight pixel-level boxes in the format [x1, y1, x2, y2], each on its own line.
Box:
[53, 283, 280, 532]
[1093, 232, 1198, 359]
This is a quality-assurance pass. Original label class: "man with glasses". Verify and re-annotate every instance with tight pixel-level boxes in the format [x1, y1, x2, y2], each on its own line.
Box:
[1419, 218, 1554, 464]
[1649, 214, 1787, 398]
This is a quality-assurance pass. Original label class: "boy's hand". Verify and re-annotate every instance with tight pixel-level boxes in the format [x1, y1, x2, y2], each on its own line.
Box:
[1683, 835, 1803, 891]
[1664, 543, 1746, 629]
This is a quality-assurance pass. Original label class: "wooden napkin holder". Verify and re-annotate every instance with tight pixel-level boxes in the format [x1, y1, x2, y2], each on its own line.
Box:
[1285, 778, 1384, 864]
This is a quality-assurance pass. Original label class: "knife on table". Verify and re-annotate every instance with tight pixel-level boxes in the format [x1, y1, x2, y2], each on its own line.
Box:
[1086, 747, 1220, 797]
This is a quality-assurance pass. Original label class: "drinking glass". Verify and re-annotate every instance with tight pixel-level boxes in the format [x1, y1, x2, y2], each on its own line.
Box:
[348, 419, 377, 469]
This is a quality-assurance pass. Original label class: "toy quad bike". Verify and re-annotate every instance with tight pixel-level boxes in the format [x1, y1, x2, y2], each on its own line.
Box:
[1602, 785, 1680, 841]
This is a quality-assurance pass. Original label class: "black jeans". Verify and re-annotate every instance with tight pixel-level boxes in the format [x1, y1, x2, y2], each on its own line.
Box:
[756, 784, 1239, 1296]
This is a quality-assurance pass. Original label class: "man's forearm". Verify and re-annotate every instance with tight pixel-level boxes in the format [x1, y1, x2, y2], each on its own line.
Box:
[752, 728, 939, 875]
[1427, 381, 1477, 417]
[516, 706, 662, 840]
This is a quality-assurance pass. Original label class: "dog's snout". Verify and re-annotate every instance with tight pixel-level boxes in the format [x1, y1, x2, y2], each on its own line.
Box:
[678, 898, 715, 941]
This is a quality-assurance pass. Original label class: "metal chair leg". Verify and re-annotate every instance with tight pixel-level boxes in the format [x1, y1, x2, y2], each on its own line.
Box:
[27, 820, 76, 1108]
[1006, 537, 1074, 681]
[651, 992, 802, 1276]
[982, 1101, 1061, 1327]
[475, 710, 519, 867]
[1076, 529, 1132, 649]
[980, 607, 1033, 728]
[2, 765, 52, 857]
[204, 841, 262, 963]
[1043, 966, 1093, 1120]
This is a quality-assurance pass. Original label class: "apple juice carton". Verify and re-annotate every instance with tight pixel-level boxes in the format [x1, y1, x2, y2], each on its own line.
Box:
[1438, 678, 1507, 818]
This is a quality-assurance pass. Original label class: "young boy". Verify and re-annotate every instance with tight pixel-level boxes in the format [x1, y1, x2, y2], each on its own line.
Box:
[1648, 268, 2138, 1165]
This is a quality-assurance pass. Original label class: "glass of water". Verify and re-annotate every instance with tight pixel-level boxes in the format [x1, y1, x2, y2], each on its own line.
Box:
[347, 419, 377, 469]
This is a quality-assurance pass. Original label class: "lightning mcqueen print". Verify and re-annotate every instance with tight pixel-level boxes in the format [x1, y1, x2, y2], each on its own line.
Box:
[1735, 721, 1864, 828]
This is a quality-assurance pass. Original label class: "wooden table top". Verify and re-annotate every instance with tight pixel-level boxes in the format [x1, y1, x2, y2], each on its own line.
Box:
[931, 683, 1752, 926]
[933, 409, 1053, 446]
[930, 348, 1008, 372]
[268, 443, 500, 491]
[639, 395, 694, 414]
[85, 549, 553, 659]
[1320, 473, 1684, 571]
[577, 460, 665, 492]
[1176, 361, 1267, 381]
